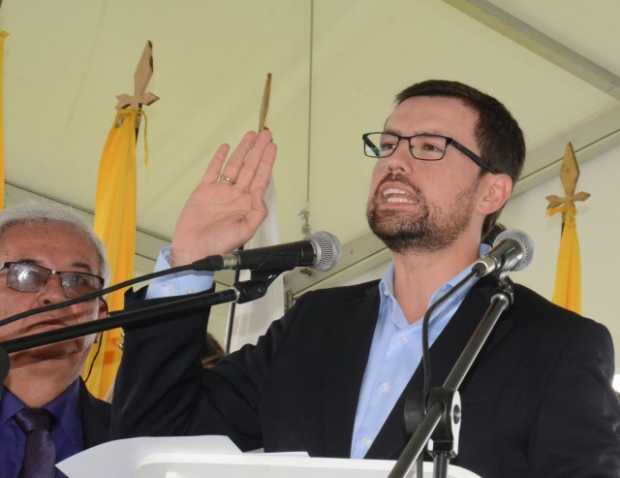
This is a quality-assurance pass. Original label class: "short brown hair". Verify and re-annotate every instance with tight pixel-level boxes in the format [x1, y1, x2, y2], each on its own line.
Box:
[396, 80, 525, 238]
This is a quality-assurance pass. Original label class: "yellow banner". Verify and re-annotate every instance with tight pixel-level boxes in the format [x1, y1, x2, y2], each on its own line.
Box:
[551, 205, 582, 314]
[83, 108, 139, 398]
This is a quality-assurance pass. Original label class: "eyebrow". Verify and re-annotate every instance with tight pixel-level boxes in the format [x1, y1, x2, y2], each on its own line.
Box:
[16, 258, 94, 273]
[71, 261, 95, 273]
[382, 128, 448, 137]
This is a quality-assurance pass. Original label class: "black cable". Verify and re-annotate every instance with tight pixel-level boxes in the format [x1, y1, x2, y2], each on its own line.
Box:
[1, 288, 239, 354]
[83, 333, 103, 384]
[421, 270, 477, 412]
[225, 260, 242, 354]
[0, 263, 195, 328]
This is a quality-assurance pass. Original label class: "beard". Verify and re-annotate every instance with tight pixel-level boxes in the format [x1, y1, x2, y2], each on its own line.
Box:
[367, 176, 479, 254]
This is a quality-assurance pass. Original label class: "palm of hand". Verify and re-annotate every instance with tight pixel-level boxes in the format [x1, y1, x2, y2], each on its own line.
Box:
[170, 130, 277, 267]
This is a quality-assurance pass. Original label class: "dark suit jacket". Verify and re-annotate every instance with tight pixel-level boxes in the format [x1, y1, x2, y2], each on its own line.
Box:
[78, 379, 110, 449]
[112, 277, 620, 477]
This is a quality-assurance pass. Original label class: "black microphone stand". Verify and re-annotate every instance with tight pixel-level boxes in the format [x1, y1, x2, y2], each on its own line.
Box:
[0, 271, 280, 385]
[389, 274, 515, 478]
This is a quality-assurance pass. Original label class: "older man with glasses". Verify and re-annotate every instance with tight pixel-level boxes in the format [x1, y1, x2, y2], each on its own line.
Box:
[0, 203, 110, 478]
[113, 80, 620, 477]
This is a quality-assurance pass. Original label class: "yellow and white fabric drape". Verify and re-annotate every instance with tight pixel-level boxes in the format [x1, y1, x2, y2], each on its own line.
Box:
[83, 108, 143, 398]
[549, 203, 582, 314]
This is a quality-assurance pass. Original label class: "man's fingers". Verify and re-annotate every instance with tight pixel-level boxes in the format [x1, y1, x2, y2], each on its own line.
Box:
[219, 131, 258, 182]
[236, 130, 273, 190]
[203, 143, 230, 184]
[240, 141, 276, 240]
[249, 142, 277, 194]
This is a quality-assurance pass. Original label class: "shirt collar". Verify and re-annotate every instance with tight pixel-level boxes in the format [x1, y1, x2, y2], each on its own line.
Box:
[379, 243, 491, 324]
[45, 379, 81, 423]
[0, 386, 23, 425]
[1, 379, 81, 427]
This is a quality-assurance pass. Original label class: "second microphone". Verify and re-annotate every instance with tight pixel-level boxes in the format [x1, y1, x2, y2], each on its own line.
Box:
[192, 231, 341, 273]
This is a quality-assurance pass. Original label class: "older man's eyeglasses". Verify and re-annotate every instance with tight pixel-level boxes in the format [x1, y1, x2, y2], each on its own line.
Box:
[0, 262, 104, 299]
[362, 132, 497, 173]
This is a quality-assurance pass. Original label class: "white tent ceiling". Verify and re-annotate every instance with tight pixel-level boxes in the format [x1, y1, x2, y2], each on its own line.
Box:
[0, 0, 619, 308]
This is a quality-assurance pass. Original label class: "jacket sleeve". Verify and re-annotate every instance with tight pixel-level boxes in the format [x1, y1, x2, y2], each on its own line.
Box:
[110, 287, 301, 451]
[530, 320, 620, 477]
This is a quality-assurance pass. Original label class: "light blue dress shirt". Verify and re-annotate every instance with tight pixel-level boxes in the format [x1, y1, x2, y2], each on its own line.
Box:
[147, 245, 489, 459]
[145, 246, 213, 299]
[350, 247, 489, 458]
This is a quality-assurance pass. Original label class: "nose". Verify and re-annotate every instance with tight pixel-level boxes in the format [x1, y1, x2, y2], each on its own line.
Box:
[36, 275, 66, 305]
[384, 139, 413, 177]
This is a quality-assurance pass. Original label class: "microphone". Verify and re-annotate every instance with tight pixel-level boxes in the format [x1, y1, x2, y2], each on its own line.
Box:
[473, 229, 534, 277]
[193, 231, 341, 273]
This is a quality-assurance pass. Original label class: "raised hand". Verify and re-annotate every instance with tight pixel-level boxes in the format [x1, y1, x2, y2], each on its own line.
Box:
[170, 129, 277, 266]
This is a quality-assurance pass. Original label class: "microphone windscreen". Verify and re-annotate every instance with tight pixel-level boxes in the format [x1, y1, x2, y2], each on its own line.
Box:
[310, 231, 341, 272]
[494, 229, 534, 271]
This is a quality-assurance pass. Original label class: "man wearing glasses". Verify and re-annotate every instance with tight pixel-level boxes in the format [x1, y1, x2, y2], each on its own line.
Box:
[0, 204, 110, 477]
[114, 80, 620, 477]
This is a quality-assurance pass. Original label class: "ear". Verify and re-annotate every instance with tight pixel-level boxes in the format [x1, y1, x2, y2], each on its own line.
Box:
[477, 173, 513, 215]
[97, 298, 109, 320]
[83, 300, 108, 350]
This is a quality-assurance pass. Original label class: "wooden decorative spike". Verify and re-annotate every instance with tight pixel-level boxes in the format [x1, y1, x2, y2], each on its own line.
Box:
[545, 142, 590, 214]
[258, 73, 272, 131]
[560, 142, 579, 196]
[116, 41, 160, 110]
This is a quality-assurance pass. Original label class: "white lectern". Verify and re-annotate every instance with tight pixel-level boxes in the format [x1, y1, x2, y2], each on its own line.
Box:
[57, 436, 480, 478]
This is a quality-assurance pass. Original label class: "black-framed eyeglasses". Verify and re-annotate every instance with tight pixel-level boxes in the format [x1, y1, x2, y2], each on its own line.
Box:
[362, 132, 498, 173]
[0, 262, 104, 299]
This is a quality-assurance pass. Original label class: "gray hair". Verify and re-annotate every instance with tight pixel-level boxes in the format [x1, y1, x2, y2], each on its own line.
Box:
[0, 201, 110, 286]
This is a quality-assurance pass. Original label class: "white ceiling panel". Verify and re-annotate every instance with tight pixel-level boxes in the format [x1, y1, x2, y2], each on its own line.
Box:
[491, 0, 620, 76]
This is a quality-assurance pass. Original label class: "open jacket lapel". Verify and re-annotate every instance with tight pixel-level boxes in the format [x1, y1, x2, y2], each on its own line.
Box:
[78, 380, 110, 448]
[320, 283, 381, 457]
[365, 276, 515, 459]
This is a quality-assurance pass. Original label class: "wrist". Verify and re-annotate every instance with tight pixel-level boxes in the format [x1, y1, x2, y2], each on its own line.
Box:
[170, 244, 193, 268]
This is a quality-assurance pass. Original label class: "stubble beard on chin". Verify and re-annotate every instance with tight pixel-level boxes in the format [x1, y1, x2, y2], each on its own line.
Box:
[367, 182, 477, 254]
